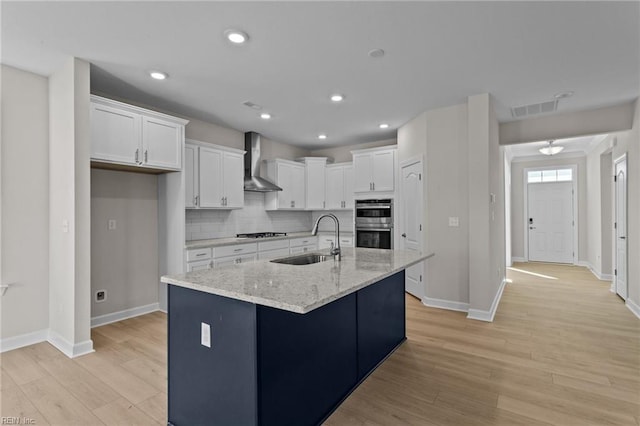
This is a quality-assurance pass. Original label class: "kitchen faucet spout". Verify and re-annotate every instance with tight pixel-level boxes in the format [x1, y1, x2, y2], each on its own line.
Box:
[311, 214, 341, 261]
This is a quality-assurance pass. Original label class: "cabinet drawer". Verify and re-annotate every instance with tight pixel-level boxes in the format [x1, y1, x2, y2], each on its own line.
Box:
[339, 236, 354, 247]
[215, 242, 258, 258]
[289, 237, 317, 248]
[213, 253, 257, 268]
[290, 246, 315, 255]
[258, 239, 290, 251]
[186, 259, 212, 272]
[186, 248, 212, 262]
[258, 248, 290, 261]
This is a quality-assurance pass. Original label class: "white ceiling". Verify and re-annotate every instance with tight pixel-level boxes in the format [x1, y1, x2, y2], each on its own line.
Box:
[506, 134, 608, 161]
[2, 1, 638, 149]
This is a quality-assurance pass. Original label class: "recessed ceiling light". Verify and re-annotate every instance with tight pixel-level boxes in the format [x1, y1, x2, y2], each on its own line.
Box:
[149, 71, 168, 80]
[379, 123, 389, 129]
[554, 91, 574, 99]
[330, 94, 344, 102]
[224, 29, 249, 44]
[318, 134, 327, 140]
[260, 113, 271, 120]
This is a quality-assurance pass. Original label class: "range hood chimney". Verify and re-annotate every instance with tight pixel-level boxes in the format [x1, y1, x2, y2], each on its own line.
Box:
[244, 132, 283, 192]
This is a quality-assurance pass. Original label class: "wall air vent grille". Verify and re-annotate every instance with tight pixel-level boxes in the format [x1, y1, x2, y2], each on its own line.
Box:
[511, 99, 558, 118]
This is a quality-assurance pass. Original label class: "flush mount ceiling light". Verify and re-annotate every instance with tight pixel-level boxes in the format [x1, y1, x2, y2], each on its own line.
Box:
[539, 140, 564, 156]
[554, 91, 574, 99]
[224, 29, 249, 44]
[379, 123, 389, 129]
[318, 134, 327, 140]
[330, 94, 344, 102]
[260, 113, 271, 120]
[368, 48, 385, 58]
[149, 71, 168, 80]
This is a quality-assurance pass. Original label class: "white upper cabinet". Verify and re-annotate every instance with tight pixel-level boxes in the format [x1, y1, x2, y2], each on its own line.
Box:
[352, 146, 396, 193]
[185, 140, 245, 209]
[90, 95, 188, 171]
[325, 162, 354, 210]
[265, 159, 306, 210]
[298, 157, 327, 210]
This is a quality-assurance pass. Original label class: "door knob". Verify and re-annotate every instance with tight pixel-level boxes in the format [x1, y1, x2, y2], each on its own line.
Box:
[529, 227, 536, 230]
[401, 233, 406, 238]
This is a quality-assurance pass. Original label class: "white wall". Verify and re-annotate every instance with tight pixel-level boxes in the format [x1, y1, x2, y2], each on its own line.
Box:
[0, 65, 50, 341]
[91, 169, 159, 317]
[511, 156, 587, 262]
[626, 99, 640, 313]
[48, 58, 93, 356]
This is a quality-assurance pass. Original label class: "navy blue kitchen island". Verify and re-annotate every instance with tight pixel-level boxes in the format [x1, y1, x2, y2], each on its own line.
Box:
[162, 248, 427, 426]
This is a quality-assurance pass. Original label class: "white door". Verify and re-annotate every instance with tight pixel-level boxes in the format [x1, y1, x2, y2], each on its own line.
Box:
[223, 152, 244, 208]
[372, 150, 395, 192]
[353, 153, 373, 192]
[291, 165, 306, 209]
[142, 116, 182, 170]
[400, 159, 424, 299]
[615, 156, 627, 299]
[90, 102, 140, 165]
[343, 165, 354, 209]
[528, 182, 574, 263]
[184, 145, 198, 208]
[198, 147, 223, 208]
[325, 166, 343, 210]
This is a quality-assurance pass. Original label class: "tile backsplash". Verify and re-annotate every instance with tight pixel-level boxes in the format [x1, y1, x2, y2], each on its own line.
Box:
[186, 192, 312, 241]
[186, 192, 355, 241]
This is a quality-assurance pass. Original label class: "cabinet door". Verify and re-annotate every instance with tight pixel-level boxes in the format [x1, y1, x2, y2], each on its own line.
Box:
[213, 253, 257, 268]
[372, 150, 395, 192]
[257, 248, 290, 261]
[142, 116, 182, 170]
[353, 153, 373, 193]
[186, 259, 212, 272]
[223, 152, 244, 208]
[277, 162, 292, 209]
[306, 161, 325, 210]
[185, 145, 198, 208]
[90, 102, 140, 165]
[291, 164, 306, 209]
[325, 167, 344, 210]
[343, 165, 354, 209]
[198, 147, 223, 208]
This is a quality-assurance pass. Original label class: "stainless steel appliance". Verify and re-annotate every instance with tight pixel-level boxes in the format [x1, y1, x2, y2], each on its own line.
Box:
[355, 199, 393, 249]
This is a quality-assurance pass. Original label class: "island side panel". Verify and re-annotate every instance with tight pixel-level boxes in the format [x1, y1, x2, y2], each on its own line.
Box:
[257, 293, 358, 426]
[356, 271, 406, 380]
[168, 285, 258, 426]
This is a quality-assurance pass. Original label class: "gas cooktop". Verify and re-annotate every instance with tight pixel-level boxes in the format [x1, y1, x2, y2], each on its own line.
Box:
[236, 232, 287, 239]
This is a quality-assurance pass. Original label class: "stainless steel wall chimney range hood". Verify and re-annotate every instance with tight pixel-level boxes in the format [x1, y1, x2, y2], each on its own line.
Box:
[244, 132, 283, 192]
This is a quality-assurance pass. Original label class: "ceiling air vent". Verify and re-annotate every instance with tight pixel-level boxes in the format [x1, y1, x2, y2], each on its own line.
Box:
[242, 101, 262, 110]
[511, 99, 558, 118]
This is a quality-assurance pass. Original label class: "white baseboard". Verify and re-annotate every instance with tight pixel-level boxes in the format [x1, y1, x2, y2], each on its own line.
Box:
[47, 330, 94, 358]
[578, 261, 613, 282]
[422, 296, 469, 313]
[610, 282, 616, 293]
[91, 303, 160, 328]
[626, 298, 640, 320]
[467, 279, 507, 322]
[0, 328, 49, 353]
[511, 257, 526, 263]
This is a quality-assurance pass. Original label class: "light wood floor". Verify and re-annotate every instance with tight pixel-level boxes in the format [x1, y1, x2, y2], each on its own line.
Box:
[2, 262, 639, 425]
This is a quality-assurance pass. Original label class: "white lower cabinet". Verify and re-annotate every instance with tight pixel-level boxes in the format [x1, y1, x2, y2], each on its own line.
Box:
[185, 248, 213, 271]
[289, 236, 318, 254]
[318, 234, 353, 249]
[187, 259, 213, 272]
[258, 240, 290, 260]
[214, 253, 257, 268]
[258, 248, 290, 261]
[213, 243, 258, 267]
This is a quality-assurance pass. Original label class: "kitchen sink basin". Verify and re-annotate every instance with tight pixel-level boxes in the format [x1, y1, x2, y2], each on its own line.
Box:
[270, 253, 334, 266]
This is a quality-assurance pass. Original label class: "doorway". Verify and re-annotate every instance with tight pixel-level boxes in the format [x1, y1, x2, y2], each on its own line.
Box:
[614, 154, 628, 300]
[524, 166, 577, 264]
[399, 156, 424, 299]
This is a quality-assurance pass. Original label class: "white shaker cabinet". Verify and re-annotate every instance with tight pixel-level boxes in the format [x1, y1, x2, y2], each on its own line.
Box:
[90, 95, 187, 171]
[265, 159, 306, 210]
[325, 163, 354, 210]
[352, 146, 396, 193]
[185, 141, 245, 209]
[297, 157, 327, 210]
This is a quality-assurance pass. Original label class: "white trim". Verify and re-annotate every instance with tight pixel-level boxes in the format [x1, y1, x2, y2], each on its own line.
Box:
[613, 153, 628, 300]
[421, 297, 469, 313]
[577, 261, 613, 281]
[511, 256, 526, 263]
[523, 164, 578, 264]
[625, 298, 640, 320]
[467, 279, 507, 322]
[91, 303, 160, 328]
[0, 329, 48, 353]
[511, 151, 587, 163]
[47, 330, 94, 358]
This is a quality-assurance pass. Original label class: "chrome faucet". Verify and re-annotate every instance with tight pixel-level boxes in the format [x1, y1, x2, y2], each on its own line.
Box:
[311, 213, 341, 261]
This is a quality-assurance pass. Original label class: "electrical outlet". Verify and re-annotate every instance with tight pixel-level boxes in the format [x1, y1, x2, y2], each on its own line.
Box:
[448, 217, 459, 227]
[108, 219, 116, 230]
[201, 322, 211, 348]
[95, 290, 107, 303]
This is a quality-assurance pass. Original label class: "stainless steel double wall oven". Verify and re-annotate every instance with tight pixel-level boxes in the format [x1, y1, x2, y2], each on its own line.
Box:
[355, 199, 393, 249]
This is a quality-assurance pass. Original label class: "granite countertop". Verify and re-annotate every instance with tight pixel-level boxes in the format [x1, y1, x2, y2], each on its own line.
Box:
[185, 231, 354, 249]
[162, 248, 434, 314]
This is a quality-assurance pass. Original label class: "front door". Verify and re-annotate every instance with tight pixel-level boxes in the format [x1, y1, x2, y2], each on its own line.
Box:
[615, 156, 627, 300]
[528, 182, 574, 263]
[400, 158, 424, 299]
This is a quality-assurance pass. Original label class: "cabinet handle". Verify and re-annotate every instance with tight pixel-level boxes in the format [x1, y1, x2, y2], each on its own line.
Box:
[233, 248, 243, 252]
[196, 253, 206, 257]
[323, 201, 325, 209]
[209, 261, 214, 268]
[237, 258, 242, 264]
[225, 196, 228, 206]
[372, 182, 375, 191]
[144, 150, 148, 163]
[195, 195, 199, 206]
[135, 149, 139, 164]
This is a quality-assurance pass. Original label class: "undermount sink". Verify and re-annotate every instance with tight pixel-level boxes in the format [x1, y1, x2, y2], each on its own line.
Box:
[270, 253, 334, 266]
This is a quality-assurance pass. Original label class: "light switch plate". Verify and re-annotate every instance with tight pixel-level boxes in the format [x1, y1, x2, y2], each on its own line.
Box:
[108, 219, 116, 230]
[448, 217, 459, 227]
[201, 322, 211, 348]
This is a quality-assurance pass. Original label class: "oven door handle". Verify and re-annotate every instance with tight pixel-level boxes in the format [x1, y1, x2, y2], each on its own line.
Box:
[356, 228, 393, 232]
